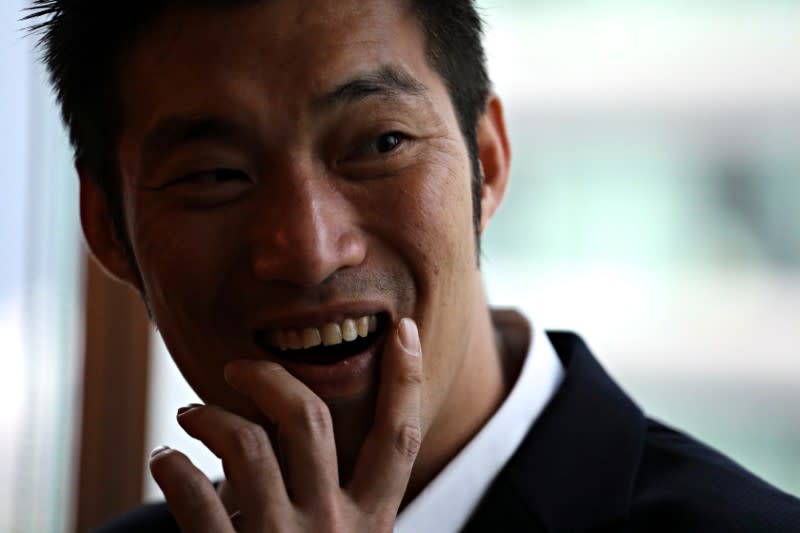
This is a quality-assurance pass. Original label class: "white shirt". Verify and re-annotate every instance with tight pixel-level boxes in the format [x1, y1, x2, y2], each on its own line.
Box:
[395, 314, 565, 533]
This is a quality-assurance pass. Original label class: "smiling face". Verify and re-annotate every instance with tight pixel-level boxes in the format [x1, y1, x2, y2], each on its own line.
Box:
[82, 0, 510, 486]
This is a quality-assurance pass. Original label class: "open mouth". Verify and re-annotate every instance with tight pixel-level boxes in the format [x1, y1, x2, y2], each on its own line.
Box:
[254, 313, 389, 366]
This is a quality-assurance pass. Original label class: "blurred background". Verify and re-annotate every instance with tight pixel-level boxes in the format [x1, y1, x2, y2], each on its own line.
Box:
[2, 0, 799, 531]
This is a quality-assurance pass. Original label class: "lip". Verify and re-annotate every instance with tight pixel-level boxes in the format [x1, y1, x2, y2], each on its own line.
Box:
[258, 322, 388, 401]
[251, 303, 393, 401]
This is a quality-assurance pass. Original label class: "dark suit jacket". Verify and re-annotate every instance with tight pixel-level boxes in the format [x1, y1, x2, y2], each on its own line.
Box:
[93, 332, 800, 532]
[463, 332, 800, 532]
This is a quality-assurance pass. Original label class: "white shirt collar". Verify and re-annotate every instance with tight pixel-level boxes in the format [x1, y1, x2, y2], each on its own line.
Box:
[395, 312, 565, 533]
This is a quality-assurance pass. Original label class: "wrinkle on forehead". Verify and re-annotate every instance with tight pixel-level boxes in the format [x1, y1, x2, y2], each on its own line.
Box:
[123, 0, 423, 88]
[117, 0, 452, 171]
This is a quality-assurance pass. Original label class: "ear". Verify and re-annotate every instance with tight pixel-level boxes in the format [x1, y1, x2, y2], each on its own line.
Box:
[78, 165, 140, 288]
[476, 94, 511, 234]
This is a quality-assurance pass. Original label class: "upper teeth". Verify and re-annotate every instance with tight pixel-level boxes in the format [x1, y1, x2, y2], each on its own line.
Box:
[269, 315, 378, 351]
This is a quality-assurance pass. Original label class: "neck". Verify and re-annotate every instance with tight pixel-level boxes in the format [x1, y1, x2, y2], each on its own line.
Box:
[402, 277, 509, 506]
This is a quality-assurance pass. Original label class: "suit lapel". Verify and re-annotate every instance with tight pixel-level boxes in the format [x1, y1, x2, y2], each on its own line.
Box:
[463, 332, 647, 532]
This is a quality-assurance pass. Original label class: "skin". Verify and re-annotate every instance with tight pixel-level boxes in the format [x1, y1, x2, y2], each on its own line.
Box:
[80, 0, 512, 529]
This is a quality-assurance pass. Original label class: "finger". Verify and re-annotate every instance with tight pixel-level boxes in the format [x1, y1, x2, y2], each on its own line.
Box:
[224, 360, 339, 508]
[150, 446, 235, 533]
[177, 404, 290, 524]
[349, 318, 422, 511]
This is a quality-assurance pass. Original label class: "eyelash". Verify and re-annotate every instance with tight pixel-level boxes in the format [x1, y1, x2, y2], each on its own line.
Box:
[162, 131, 410, 187]
[172, 168, 250, 186]
[366, 131, 408, 154]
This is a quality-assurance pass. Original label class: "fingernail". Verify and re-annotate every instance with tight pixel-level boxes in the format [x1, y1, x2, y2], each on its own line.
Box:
[398, 318, 420, 356]
[177, 403, 203, 416]
[150, 445, 171, 458]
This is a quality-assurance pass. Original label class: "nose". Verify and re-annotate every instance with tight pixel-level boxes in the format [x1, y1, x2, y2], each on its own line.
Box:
[249, 170, 366, 288]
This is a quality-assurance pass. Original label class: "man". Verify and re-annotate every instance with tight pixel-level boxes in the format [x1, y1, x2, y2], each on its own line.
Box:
[27, 0, 800, 531]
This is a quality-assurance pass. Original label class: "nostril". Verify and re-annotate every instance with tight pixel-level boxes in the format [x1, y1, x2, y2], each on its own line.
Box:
[248, 206, 367, 288]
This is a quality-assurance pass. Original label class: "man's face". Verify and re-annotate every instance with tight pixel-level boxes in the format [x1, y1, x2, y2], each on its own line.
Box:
[109, 0, 492, 473]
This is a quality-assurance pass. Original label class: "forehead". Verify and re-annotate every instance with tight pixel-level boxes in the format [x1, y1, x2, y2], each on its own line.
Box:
[117, 0, 438, 127]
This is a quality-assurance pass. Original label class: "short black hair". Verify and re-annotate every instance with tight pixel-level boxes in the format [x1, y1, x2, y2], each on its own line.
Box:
[25, 0, 491, 267]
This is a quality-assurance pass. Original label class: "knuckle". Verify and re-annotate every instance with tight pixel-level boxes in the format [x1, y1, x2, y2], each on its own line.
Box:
[289, 398, 333, 437]
[165, 470, 209, 508]
[397, 363, 423, 387]
[392, 419, 422, 460]
[248, 362, 284, 387]
[176, 472, 208, 502]
[260, 361, 286, 379]
[227, 423, 270, 461]
[317, 507, 345, 533]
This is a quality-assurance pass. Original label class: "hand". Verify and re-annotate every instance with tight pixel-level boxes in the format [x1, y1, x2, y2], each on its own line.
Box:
[150, 318, 423, 532]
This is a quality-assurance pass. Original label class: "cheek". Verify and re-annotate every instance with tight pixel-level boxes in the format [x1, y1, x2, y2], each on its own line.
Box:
[128, 202, 244, 326]
[367, 151, 477, 391]
[128, 205, 252, 406]
[409, 159, 475, 291]
[373, 155, 475, 277]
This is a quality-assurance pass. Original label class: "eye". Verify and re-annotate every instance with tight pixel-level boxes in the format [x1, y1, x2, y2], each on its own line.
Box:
[350, 131, 408, 159]
[174, 168, 250, 186]
[159, 168, 253, 207]
[370, 132, 406, 154]
[336, 130, 413, 168]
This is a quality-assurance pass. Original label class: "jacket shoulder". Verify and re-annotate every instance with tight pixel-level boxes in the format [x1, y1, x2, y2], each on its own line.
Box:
[630, 419, 800, 531]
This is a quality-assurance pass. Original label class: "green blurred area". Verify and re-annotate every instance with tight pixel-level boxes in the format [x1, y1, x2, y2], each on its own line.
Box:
[486, 121, 800, 269]
[478, 1, 800, 497]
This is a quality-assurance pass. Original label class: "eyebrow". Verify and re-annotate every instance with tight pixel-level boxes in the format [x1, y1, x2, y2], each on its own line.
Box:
[139, 66, 431, 165]
[316, 65, 430, 109]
